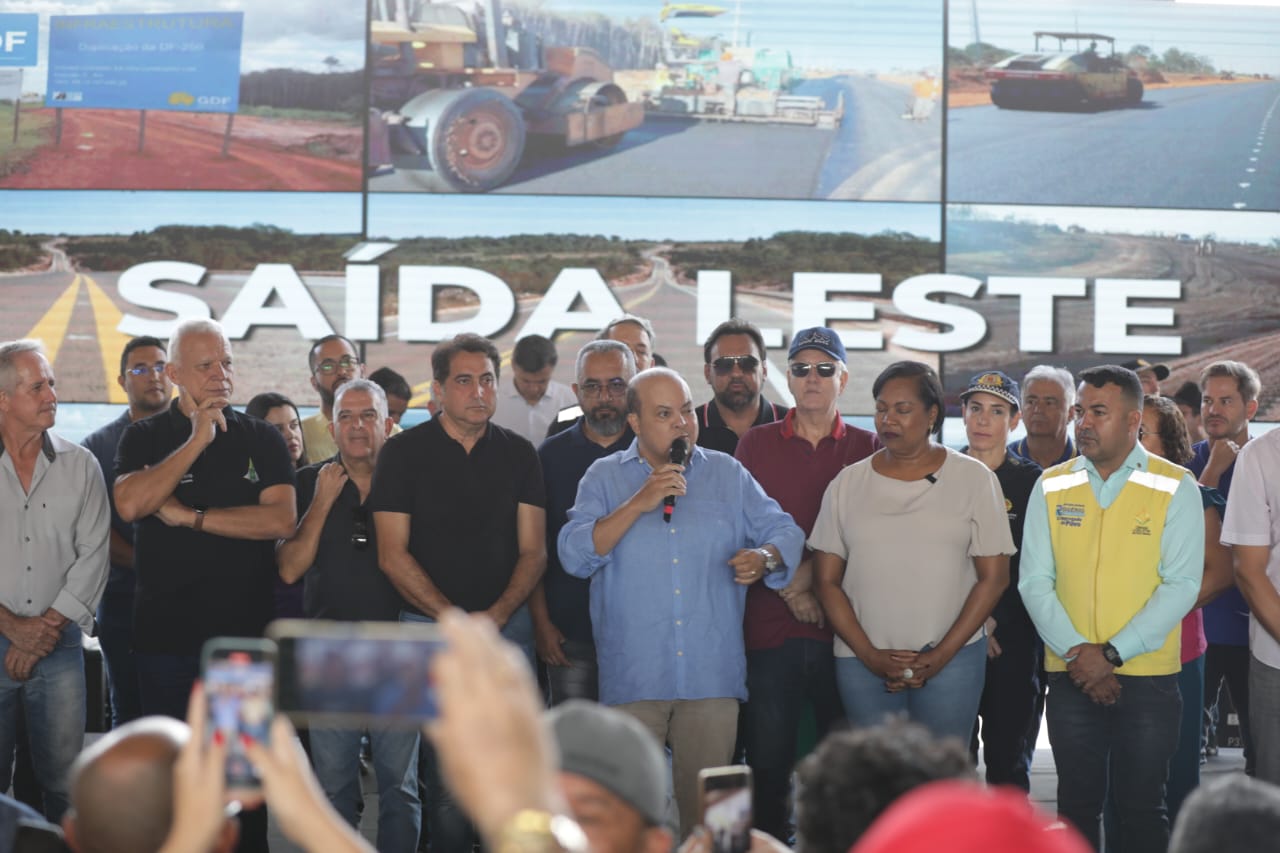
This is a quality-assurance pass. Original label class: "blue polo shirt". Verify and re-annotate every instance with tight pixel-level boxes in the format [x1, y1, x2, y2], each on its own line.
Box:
[558, 441, 804, 705]
[537, 419, 633, 645]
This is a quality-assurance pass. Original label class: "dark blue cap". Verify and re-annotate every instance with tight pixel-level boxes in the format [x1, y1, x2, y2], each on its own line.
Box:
[788, 327, 847, 363]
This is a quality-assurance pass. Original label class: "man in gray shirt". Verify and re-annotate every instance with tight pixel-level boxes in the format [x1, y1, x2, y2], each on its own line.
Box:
[0, 339, 110, 821]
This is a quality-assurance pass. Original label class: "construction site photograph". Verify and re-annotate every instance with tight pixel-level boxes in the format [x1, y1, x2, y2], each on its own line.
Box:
[365, 193, 942, 412]
[0, 2, 366, 191]
[366, 0, 943, 201]
[943, 204, 1280, 421]
[946, 0, 1280, 212]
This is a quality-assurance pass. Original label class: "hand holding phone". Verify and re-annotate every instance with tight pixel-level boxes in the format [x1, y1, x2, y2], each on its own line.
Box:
[698, 766, 753, 853]
[200, 637, 276, 799]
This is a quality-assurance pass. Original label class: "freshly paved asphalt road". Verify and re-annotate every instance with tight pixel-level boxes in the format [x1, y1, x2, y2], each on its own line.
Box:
[947, 81, 1280, 211]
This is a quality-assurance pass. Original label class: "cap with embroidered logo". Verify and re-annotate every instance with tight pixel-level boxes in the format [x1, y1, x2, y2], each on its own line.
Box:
[960, 371, 1020, 410]
[788, 327, 847, 363]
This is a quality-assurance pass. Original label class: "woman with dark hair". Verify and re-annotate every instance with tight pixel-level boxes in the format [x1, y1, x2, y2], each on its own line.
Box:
[246, 392, 306, 469]
[811, 361, 1015, 741]
[1137, 394, 1233, 823]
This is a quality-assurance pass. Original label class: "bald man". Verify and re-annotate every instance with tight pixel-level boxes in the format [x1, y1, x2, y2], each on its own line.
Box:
[62, 717, 238, 853]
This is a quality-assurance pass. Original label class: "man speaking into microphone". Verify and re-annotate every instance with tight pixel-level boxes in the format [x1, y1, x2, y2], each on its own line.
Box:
[560, 366, 803, 839]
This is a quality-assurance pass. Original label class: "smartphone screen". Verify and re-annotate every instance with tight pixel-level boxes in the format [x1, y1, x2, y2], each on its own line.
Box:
[201, 639, 275, 793]
[271, 620, 444, 728]
[699, 766, 752, 853]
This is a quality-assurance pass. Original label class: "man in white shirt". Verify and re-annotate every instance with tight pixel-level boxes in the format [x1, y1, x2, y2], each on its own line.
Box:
[1222, 427, 1280, 784]
[491, 334, 576, 443]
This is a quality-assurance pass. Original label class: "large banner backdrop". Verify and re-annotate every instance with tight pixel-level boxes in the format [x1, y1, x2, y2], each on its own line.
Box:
[1, 0, 1277, 418]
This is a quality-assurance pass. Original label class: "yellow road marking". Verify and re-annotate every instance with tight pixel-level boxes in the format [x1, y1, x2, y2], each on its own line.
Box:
[24, 275, 81, 366]
[82, 274, 133, 404]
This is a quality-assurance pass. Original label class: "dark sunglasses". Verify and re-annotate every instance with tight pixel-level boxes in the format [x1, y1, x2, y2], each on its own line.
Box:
[789, 362, 839, 378]
[351, 507, 370, 550]
[712, 355, 760, 375]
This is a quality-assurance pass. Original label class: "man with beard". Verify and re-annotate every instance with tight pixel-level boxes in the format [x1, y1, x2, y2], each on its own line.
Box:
[82, 336, 172, 729]
[695, 320, 785, 455]
[302, 335, 363, 464]
[530, 340, 637, 704]
[549, 315, 658, 437]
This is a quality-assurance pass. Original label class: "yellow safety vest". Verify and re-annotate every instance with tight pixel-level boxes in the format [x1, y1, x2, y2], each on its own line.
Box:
[1041, 455, 1187, 676]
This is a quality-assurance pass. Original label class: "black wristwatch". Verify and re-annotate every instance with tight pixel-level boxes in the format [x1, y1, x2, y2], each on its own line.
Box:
[1102, 642, 1124, 668]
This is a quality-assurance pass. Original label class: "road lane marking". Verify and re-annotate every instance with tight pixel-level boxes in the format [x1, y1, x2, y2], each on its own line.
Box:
[24, 276, 81, 365]
[82, 274, 133, 404]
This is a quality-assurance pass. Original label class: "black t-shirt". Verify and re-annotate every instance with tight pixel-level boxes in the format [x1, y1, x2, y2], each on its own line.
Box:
[295, 459, 404, 622]
[367, 418, 546, 613]
[992, 451, 1042, 639]
[695, 397, 787, 455]
[116, 401, 296, 654]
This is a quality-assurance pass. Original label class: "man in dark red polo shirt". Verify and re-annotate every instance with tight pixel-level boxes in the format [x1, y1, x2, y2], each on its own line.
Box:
[734, 326, 878, 841]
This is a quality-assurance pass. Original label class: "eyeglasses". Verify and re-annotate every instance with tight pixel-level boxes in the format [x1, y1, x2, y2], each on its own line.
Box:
[1138, 426, 1148, 440]
[712, 355, 759, 375]
[126, 364, 166, 377]
[789, 362, 839, 378]
[580, 379, 629, 398]
[351, 507, 370, 550]
[315, 356, 359, 375]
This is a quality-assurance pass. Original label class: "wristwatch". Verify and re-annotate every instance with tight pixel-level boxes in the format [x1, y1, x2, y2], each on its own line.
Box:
[1102, 642, 1124, 668]
[757, 548, 780, 574]
[495, 810, 588, 853]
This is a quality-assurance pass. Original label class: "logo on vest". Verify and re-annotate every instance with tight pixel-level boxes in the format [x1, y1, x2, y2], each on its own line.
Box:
[1132, 510, 1152, 536]
[1055, 503, 1085, 527]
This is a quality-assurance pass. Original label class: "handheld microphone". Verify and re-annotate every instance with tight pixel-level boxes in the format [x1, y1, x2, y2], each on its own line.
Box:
[664, 437, 690, 524]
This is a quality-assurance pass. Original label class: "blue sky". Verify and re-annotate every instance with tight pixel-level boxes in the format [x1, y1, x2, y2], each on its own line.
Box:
[950, 0, 1280, 75]
[529, 0, 943, 72]
[368, 194, 942, 241]
[0, 191, 362, 234]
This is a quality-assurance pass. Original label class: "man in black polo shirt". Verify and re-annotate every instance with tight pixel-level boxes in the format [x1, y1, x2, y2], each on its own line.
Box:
[530, 339, 636, 705]
[370, 332, 546, 853]
[276, 378, 418, 851]
[114, 318, 296, 716]
[695, 319, 785, 455]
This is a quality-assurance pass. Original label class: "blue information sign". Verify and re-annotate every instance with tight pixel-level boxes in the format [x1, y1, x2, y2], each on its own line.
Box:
[45, 12, 243, 112]
[0, 14, 39, 67]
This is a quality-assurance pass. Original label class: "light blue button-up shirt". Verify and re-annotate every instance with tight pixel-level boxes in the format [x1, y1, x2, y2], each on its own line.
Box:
[558, 441, 803, 706]
[1019, 442, 1203, 664]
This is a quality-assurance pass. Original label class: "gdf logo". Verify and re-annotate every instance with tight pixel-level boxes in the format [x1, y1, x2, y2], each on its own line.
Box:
[0, 14, 38, 67]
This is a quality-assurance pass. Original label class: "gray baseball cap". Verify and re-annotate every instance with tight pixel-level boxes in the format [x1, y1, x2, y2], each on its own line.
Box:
[548, 700, 666, 826]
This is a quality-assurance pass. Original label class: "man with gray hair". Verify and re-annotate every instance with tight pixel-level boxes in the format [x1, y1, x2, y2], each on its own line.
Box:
[276, 378, 419, 848]
[549, 315, 658, 436]
[531, 340, 637, 704]
[1009, 365, 1077, 470]
[0, 339, 110, 821]
[114, 319, 297, 713]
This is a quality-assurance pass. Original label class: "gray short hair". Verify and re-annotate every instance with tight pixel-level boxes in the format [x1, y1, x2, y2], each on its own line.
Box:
[598, 314, 656, 350]
[168, 318, 228, 367]
[333, 378, 389, 423]
[1021, 365, 1076, 409]
[0, 339, 45, 394]
[575, 339, 637, 384]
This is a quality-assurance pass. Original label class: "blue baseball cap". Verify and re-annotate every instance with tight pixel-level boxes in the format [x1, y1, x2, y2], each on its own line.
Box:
[788, 327, 847, 363]
[960, 371, 1021, 409]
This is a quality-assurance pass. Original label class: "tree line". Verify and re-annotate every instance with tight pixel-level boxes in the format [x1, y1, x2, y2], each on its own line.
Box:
[239, 69, 364, 117]
[63, 225, 356, 271]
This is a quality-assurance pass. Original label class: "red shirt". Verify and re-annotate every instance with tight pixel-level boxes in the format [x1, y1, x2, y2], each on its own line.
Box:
[735, 410, 879, 651]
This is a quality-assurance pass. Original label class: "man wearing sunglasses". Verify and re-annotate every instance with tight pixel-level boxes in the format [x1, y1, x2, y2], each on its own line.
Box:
[276, 378, 420, 850]
[696, 319, 786, 455]
[82, 336, 173, 730]
[734, 326, 878, 841]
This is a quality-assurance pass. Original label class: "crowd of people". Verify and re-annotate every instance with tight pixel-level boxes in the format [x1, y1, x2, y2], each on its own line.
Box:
[2, 315, 1279, 853]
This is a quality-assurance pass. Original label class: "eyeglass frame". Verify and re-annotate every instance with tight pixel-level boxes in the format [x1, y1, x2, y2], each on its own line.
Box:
[126, 364, 167, 377]
[579, 378, 629, 398]
[314, 356, 361, 376]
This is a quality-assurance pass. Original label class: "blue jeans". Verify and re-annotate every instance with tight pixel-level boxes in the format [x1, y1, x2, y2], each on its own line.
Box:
[403, 606, 533, 852]
[310, 725, 421, 851]
[1047, 671, 1180, 853]
[744, 638, 844, 840]
[97, 571, 142, 728]
[836, 639, 986, 744]
[0, 624, 85, 822]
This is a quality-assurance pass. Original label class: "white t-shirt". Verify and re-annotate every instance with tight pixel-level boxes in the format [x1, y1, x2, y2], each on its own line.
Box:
[490, 378, 577, 444]
[808, 447, 1016, 657]
[1221, 429, 1280, 668]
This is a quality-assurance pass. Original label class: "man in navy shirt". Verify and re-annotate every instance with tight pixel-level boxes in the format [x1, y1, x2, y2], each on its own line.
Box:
[81, 335, 172, 728]
[530, 340, 636, 704]
[1191, 360, 1262, 770]
[1008, 365, 1077, 469]
[559, 367, 803, 839]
